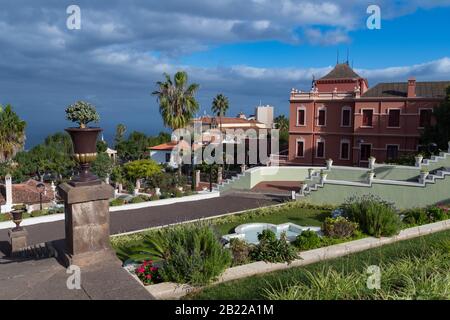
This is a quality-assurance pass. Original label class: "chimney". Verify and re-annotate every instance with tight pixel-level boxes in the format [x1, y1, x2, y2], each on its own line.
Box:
[407, 77, 416, 98]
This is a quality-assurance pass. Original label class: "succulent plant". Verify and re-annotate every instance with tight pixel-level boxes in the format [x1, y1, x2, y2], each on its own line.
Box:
[65, 101, 100, 128]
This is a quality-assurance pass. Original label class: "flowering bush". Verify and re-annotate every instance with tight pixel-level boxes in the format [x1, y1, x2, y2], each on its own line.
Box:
[135, 260, 162, 285]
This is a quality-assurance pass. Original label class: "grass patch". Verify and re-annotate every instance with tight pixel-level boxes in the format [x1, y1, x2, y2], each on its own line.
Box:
[186, 229, 450, 300]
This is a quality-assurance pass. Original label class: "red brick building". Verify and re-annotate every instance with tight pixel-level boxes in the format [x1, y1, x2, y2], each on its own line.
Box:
[288, 63, 450, 166]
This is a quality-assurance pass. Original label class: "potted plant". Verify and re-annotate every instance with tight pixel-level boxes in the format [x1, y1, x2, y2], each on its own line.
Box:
[415, 153, 424, 167]
[326, 158, 333, 170]
[65, 101, 101, 186]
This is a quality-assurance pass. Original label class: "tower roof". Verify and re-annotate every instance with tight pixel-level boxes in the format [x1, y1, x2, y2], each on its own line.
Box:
[319, 63, 362, 80]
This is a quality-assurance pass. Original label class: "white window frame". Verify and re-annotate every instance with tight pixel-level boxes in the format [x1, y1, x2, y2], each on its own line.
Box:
[361, 108, 375, 128]
[296, 105, 307, 126]
[387, 108, 401, 129]
[339, 139, 351, 160]
[317, 105, 327, 127]
[418, 108, 433, 129]
[295, 138, 305, 158]
[340, 106, 352, 127]
[316, 138, 325, 159]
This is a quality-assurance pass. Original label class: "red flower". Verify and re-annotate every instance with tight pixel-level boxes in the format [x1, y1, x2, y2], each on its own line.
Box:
[146, 274, 152, 279]
[136, 267, 145, 274]
[151, 267, 158, 272]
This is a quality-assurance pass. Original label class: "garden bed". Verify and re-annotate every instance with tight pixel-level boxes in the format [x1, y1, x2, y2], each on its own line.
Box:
[186, 227, 450, 300]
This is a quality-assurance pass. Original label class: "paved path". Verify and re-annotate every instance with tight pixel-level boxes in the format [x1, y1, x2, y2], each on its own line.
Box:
[0, 194, 279, 251]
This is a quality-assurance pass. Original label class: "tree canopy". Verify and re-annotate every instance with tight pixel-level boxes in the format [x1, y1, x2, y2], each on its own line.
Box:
[123, 159, 161, 181]
[420, 86, 450, 151]
[152, 71, 199, 130]
[0, 104, 26, 163]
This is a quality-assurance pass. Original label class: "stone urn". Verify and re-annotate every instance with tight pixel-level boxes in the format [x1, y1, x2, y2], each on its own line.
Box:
[326, 158, 333, 170]
[66, 127, 102, 186]
[367, 170, 375, 183]
[320, 171, 328, 184]
[155, 188, 161, 196]
[11, 209, 24, 231]
[308, 168, 315, 179]
[368, 156, 376, 169]
[415, 154, 424, 167]
[420, 170, 429, 183]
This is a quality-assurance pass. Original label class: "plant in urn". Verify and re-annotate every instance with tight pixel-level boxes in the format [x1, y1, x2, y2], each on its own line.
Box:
[65, 101, 101, 187]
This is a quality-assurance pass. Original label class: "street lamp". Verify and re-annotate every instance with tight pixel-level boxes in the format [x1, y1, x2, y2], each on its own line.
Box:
[36, 182, 45, 211]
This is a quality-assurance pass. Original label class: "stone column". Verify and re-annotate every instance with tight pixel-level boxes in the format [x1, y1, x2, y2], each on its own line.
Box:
[217, 167, 223, 184]
[57, 182, 118, 267]
[4, 174, 12, 213]
[195, 170, 200, 188]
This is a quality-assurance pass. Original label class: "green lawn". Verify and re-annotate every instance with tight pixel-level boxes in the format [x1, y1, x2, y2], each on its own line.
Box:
[186, 230, 450, 300]
[111, 202, 331, 262]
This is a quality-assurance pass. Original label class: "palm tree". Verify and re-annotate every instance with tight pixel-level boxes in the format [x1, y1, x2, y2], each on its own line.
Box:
[152, 71, 200, 179]
[274, 114, 289, 132]
[0, 104, 26, 163]
[152, 71, 199, 130]
[211, 94, 229, 131]
[211, 94, 229, 179]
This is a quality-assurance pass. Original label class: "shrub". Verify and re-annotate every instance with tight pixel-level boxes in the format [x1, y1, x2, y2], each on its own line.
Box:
[293, 230, 322, 250]
[129, 224, 231, 286]
[251, 230, 298, 264]
[110, 198, 125, 206]
[427, 206, 448, 221]
[150, 194, 160, 201]
[229, 238, 252, 266]
[135, 260, 162, 285]
[322, 217, 358, 239]
[343, 195, 401, 237]
[402, 208, 429, 225]
[65, 101, 99, 128]
[129, 196, 145, 204]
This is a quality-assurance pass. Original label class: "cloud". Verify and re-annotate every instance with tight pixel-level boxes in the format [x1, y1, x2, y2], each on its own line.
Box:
[1, 1, 450, 147]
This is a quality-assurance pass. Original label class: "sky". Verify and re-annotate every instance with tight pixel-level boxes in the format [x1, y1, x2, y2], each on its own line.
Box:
[1, 0, 450, 148]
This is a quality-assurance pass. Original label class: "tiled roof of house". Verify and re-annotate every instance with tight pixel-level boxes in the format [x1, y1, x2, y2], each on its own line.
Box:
[0, 179, 54, 205]
[149, 141, 202, 151]
[319, 63, 362, 80]
[362, 81, 450, 98]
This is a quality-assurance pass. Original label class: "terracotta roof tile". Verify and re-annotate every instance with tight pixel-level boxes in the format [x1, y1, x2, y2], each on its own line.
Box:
[362, 81, 450, 98]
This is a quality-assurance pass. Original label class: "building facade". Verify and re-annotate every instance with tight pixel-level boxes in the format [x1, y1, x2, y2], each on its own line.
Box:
[288, 63, 450, 166]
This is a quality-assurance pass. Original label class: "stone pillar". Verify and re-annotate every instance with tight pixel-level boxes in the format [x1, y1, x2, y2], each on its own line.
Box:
[195, 170, 200, 188]
[217, 167, 223, 184]
[4, 174, 12, 213]
[57, 183, 117, 267]
[9, 229, 28, 254]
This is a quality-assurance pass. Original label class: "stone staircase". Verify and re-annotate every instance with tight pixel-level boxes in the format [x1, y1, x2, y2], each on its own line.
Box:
[298, 152, 450, 200]
[213, 172, 246, 193]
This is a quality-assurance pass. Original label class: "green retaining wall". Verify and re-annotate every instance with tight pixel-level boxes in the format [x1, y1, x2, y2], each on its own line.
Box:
[303, 178, 450, 209]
